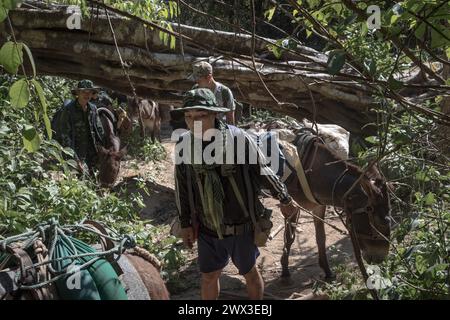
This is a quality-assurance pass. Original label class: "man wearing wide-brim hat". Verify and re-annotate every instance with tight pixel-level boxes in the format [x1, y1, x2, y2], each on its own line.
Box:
[53, 79, 105, 173]
[173, 88, 300, 300]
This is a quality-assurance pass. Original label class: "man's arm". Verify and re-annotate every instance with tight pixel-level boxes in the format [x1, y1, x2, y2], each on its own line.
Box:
[246, 135, 300, 217]
[245, 134, 292, 205]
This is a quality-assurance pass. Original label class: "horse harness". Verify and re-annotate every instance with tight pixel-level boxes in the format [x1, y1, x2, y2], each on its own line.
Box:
[281, 129, 384, 242]
[333, 169, 386, 242]
[282, 128, 323, 205]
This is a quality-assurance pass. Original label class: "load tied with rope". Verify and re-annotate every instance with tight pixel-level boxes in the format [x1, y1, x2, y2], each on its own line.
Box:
[0, 219, 163, 300]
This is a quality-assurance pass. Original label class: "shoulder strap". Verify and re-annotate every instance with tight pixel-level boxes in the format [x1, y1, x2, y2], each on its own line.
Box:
[225, 126, 259, 230]
[227, 173, 260, 232]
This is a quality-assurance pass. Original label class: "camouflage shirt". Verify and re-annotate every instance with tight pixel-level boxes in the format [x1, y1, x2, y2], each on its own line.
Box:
[58, 100, 105, 168]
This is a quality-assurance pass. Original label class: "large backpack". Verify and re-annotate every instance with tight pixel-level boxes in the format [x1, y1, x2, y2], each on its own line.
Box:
[245, 129, 286, 178]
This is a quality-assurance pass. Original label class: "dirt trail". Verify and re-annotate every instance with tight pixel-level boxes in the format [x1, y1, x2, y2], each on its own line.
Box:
[119, 124, 354, 300]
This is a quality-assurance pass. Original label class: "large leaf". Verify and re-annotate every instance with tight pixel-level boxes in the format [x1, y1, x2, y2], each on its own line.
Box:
[31, 79, 52, 139]
[326, 50, 346, 75]
[264, 6, 276, 21]
[430, 26, 450, 49]
[1, 0, 21, 10]
[22, 43, 36, 77]
[0, 41, 23, 74]
[9, 78, 30, 108]
[0, 7, 8, 23]
[414, 22, 426, 41]
[22, 125, 41, 153]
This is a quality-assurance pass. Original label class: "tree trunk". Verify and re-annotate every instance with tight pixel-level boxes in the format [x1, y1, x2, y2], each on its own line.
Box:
[1, 1, 381, 134]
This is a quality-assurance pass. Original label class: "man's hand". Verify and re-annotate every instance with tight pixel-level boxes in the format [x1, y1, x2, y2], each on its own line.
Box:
[279, 200, 301, 219]
[181, 227, 195, 249]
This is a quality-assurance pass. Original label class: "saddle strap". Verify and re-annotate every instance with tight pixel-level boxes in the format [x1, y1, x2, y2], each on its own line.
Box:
[291, 130, 322, 205]
[292, 150, 321, 205]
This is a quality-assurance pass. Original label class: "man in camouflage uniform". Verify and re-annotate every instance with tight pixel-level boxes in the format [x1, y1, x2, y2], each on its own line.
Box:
[188, 61, 237, 125]
[56, 80, 105, 174]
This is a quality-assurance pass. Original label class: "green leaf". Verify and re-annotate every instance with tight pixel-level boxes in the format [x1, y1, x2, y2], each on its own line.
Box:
[306, 0, 319, 9]
[264, 6, 276, 22]
[390, 14, 400, 25]
[268, 43, 282, 59]
[1, 0, 21, 10]
[9, 78, 30, 108]
[306, 29, 312, 38]
[415, 171, 430, 182]
[360, 21, 368, 36]
[365, 59, 377, 76]
[22, 125, 41, 153]
[430, 27, 450, 49]
[388, 76, 404, 91]
[446, 47, 450, 59]
[168, 1, 174, 18]
[0, 7, 8, 23]
[170, 35, 176, 50]
[31, 79, 52, 139]
[365, 136, 378, 144]
[22, 43, 35, 77]
[326, 50, 346, 75]
[414, 22, 426, 40]
[0, 41, 23, 74]
[424, 192, 436, 206]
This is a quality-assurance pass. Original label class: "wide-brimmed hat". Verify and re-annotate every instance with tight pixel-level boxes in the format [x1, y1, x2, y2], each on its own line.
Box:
[187, 61, 213, 81]
[174, 88, 230, 113]
[71, 79, 101, 95]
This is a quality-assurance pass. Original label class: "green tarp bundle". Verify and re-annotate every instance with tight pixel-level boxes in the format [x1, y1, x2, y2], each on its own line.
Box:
[52, 236, 128, 300]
